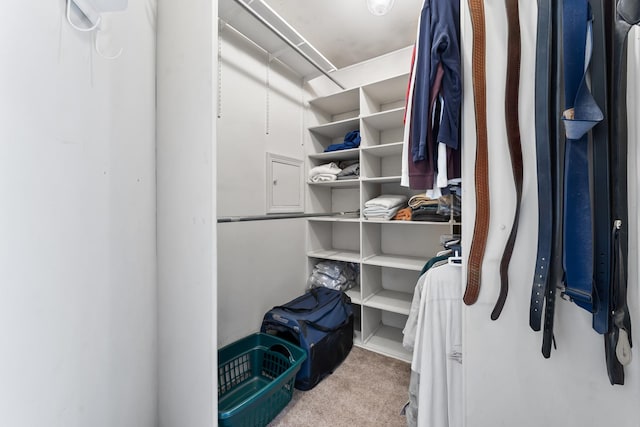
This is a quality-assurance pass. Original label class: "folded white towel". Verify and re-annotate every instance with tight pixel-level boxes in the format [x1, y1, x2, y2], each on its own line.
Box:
[310, 174, 338, 183]
[309, 162, 342, 179]
[364, 194, 408, 209]
[363, 206, 394, 214]
[363, 205, 401, 220]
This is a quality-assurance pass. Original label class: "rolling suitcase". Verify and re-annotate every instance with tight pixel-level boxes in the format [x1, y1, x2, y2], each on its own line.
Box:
[260, 287, 353, 390]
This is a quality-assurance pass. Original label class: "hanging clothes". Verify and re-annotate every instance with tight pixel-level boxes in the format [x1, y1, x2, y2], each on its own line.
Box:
[402, 0, 462, 191]
[403, 262, 462, 427]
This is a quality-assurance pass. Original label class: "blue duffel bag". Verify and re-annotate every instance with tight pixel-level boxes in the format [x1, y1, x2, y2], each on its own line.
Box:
[260, 287, 353, 390]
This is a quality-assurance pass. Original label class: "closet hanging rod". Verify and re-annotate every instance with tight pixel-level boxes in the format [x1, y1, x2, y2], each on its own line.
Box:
[220, 20, 303, 78]
[231, 0, 346, 90]
[217, 210, 360, 223]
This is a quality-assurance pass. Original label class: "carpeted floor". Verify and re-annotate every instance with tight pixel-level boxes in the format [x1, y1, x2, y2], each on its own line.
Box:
[268, 346, 411, 427]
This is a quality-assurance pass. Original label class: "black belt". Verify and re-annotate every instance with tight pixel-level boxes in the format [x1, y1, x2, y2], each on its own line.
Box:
[531, 0, 562, 358]
[604, 0, 637, 385]
[530, 0, 554, 333]
[589, 0, 611, 336]
[492, 0, 523, 321]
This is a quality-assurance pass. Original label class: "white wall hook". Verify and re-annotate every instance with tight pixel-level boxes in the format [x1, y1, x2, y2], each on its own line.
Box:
[66, 0, 128, 58]
[94, 30, 123, 60]
[66, 0, 101, 32]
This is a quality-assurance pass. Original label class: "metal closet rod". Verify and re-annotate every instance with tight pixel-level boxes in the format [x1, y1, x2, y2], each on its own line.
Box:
[217, 210, 360, 223]
[231, 0, 346, 90]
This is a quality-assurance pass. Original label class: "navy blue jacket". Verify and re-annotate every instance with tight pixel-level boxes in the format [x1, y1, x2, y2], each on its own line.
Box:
[409, 0, 461, 162]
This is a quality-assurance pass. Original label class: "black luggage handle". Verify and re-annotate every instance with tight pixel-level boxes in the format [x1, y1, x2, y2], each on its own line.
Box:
[273, 289, 351, 313]
[302, 316, 351, 333]
[273, 288, 321, 313]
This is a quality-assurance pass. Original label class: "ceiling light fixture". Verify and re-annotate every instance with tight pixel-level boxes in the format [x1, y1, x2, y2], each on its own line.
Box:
[366, 0, 395, 16]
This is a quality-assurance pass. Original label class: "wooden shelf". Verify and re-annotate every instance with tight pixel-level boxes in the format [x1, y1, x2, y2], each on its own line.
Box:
[362, 289, 412, 315]
[308, 89, 359, 117]
[307, 179, 359, 188]
[361, 141, 403, 157]
[360, 176, 401, 183]
[362, 254, 427, 271]
[308, 117, 359, 139]
[361, 74, 410, 110]
[308, 216, 360, 223]
[361, 108, 404, 130]
[363, 324, 412, 363]
[306, 73, 451, 363]
[307, 249, 360, 263]
[308, 148, 360, 162]
[362, 218, 453, 225]
[346, 286, 362, 304]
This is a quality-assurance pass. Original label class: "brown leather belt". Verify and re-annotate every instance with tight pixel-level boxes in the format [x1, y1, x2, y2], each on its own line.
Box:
[464, 0, 489, 306]
[492, 0, 523, 320]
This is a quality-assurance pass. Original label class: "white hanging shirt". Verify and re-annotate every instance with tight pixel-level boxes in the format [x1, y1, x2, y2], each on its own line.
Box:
[411, 262, 462, 427]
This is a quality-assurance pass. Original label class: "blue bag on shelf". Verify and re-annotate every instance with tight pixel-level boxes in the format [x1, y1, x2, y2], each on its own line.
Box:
[260, 287, 353, 390]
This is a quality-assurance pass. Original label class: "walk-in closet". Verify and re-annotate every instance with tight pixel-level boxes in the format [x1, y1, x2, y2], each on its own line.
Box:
[3, 0, 640, 426]
[215, 0, 640, 425]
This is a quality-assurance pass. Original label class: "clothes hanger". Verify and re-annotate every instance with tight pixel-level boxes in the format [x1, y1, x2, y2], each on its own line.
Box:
[448, 249, 462, 267]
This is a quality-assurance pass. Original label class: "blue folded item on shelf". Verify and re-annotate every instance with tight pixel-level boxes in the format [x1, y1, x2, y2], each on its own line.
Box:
[324, 130, 361, 152]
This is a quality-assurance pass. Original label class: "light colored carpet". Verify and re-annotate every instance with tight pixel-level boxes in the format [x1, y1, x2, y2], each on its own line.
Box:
[268, 346, 411, 427]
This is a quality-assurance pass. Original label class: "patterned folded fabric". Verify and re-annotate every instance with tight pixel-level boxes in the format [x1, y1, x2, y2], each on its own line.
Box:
[408, 194, 439, 208]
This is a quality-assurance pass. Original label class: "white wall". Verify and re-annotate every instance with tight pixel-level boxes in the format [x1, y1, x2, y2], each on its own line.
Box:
[461, 2, 640, 426]
[157, 0, 217, 426]
[0, 2, 157, 426]
[306, 46, 413, 96]
[216, 28, 413, 350]
[216, 27, 308, 347]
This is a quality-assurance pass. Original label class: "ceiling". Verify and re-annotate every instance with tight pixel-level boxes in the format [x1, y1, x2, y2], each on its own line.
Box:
[262, 0, 422, 69]
[219, 0, 422, 76]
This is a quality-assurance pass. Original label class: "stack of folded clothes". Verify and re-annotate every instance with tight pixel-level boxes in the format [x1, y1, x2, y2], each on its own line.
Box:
[308, 162, 342, 182]
[408, 194, 439, 209]
[408, 193, 449, 222]
[324, 130, 361, 152]
[411, 205, 445, 221]
[336, 160, 360, 180]
[363, 194, 408, 220]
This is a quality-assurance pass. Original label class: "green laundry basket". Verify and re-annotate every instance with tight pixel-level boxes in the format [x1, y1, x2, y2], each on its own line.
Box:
[218, 333, 306, 427]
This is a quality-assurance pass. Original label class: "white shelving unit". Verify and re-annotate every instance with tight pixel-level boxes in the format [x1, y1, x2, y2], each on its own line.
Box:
[305, 73, 459, 363]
